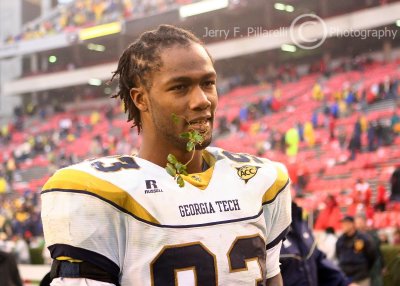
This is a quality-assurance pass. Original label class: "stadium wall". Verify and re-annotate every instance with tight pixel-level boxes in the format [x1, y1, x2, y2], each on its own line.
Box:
[0, 0, 23, 117]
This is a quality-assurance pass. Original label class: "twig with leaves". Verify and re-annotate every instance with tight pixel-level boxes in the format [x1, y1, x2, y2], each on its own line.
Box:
[165, 114, 204, 187]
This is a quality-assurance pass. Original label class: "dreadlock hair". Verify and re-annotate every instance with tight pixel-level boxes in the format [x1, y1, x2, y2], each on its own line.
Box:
[111, 24, 207, 133]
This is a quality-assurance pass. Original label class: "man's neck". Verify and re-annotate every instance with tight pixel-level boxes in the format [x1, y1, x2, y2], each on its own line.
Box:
[138, 143, 204, 174]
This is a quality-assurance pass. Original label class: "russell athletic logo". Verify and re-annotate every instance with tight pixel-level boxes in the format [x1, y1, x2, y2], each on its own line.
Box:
[145, 180, 163, 194]
[236, 165, 260, 183]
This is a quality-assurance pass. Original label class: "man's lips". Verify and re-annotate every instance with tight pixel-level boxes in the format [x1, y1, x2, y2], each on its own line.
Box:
[188, 116, 212, 125]
[187, 117, 212, 132]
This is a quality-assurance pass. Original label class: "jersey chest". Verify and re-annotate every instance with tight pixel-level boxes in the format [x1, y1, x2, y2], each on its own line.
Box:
[124, 157, 270, 227]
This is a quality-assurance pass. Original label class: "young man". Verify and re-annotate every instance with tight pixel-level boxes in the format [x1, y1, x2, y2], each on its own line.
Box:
[336, 216, 377, 286]
[41, 25, 291, 286]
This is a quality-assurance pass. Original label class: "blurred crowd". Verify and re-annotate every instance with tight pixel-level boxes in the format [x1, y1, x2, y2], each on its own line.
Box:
[217, 58, 400, 163]
[282, 201, 400, 286]
[0, 100, 138, 186]
[2, 0, 394, 45]
[218, 55, 379, 93]
[2, 0, 198, 44]
[0, 192, 43, 265]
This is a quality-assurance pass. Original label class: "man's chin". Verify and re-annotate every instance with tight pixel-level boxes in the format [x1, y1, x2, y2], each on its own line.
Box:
[195, 135, 212, 150]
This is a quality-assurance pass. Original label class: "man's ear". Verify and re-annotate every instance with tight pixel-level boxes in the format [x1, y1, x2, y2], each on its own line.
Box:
[130, 87, 148, 112]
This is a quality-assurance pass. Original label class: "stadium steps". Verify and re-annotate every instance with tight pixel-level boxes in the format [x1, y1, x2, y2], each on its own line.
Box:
[365, 98, 396, 113]
[17, 166, 49, 185]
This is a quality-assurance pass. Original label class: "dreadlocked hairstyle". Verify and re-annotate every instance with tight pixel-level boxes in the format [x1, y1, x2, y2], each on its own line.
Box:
[111, 24, 207, 133]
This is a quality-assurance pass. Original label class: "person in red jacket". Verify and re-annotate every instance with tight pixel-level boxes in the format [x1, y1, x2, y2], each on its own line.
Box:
[353, 178, 372, 206]
[348, 178, 374, 219]
[375, 182, 388, 212]
[315, 195, 343, 232]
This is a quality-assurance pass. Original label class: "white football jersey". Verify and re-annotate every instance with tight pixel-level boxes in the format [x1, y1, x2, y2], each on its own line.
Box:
[41, 147, 291, 286]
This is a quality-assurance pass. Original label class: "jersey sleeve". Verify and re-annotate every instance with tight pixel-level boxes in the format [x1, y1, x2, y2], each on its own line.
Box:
[41, 167, 144, 282]
[262, 162, 292, 277]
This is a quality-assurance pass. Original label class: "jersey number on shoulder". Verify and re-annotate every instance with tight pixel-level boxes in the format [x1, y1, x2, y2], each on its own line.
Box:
[91, 156, 140, 172]
[151, 234, 266, 286]
[222, 151, 264, 164]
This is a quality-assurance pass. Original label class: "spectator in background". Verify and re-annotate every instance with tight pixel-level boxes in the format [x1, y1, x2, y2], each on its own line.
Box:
[393, 229, 400, 245]
[377, 231, 389, 245]
[390, 165, 400, 202]
[338, 126, 347, 149]
[374, 182, 388, 212]
[312, 82, 324, 101]
[315, 195, 343, 232]
[0, 250, 23, 286]
[336, 216, 377, 286]
[280, 202, 355, 286]
[5, 155, 17, 185]
[0, 214, 12, 239]
[331, 101, 340, 119]
[354, 214, 385, 286]
[390, 77, 399, 98]
[296, 163, 310, 195]
[297, 122, 304, 142]
[355, 178, 372, 206]
[375, 120, 385, 148]
[317, 227, 338, 263]
[285, 127, 299, 157]
[349, 178, 373, 217]
[367, 122, 376, 152]
[303, 122, 316, 147]
[12, 234, 30, 264]
[349, 119, 362, 160]
[105, 105, 114, 123]
[0, 171, 8, 194]
[239, 105, 248, 122]
[390, 111, 400, 135]
[329, 115, 337, 140]
[311, 110, 319, 128]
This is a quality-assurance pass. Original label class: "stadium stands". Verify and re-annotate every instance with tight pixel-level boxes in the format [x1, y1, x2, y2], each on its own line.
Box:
[3, 0, 200, 44]
[1, 58, 399, 227]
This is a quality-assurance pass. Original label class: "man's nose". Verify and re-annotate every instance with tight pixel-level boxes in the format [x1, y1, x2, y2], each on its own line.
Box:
[189, 85, 211, 111]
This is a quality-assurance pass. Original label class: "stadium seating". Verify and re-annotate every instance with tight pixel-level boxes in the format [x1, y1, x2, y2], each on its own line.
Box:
[1, 57, 400, 231]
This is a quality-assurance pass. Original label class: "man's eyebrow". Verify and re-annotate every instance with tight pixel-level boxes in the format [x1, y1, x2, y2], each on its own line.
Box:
[165, 72, 217, 85]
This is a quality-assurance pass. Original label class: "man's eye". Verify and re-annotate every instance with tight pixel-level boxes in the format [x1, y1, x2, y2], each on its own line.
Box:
[171, 85, 187, 91]
[202, 80, 216, 87]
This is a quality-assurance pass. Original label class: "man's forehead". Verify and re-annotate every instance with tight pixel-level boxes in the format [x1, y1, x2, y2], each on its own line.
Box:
[157, 43, 215, 77]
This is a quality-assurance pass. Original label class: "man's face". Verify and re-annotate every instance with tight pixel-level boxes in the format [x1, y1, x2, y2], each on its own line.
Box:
[354, 217, 366, 230]
[142, 43, 217, 150]
[341, 221, 354, 234]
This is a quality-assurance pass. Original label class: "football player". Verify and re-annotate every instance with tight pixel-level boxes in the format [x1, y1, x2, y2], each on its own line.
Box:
[41, 25, 291, 286]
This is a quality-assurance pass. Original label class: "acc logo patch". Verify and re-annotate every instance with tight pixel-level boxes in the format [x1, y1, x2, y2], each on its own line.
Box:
[354, 239, 364, 252]
[236, 165, 260, 183]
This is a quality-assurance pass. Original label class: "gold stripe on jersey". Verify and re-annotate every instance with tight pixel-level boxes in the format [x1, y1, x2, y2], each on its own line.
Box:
[181, 166, 215, 190]
[180, 150, 216, 190]
[262, 165, 289, 205]
[202, 150, 216, 167]
[56, 256, 83, 263]
[42, 169, 160, 224]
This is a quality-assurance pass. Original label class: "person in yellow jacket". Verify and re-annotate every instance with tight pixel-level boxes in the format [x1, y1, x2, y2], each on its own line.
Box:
[303, 122, 316, 147]
[0, 176, 8, 194]
[285, 127, 300, 157]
